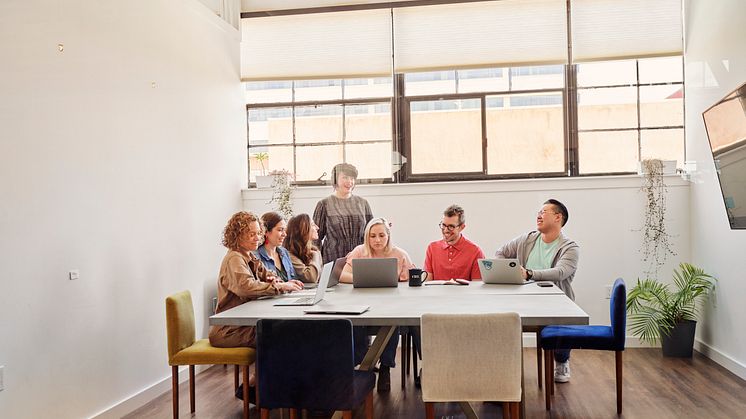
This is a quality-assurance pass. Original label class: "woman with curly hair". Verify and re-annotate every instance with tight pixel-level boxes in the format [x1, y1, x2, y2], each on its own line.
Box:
[284, 213, 323, 283]
[209, 211, 303, 350]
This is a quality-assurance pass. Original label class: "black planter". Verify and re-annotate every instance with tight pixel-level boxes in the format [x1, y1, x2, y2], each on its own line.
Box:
[661, 319, 697, 358]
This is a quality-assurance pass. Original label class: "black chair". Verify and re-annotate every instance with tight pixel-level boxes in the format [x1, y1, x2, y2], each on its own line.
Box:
[256, 319, 375, 419]
[540, 278, 627, 414]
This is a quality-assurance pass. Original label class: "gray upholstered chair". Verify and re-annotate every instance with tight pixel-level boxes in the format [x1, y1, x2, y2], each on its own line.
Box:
[421, 312, 523, 419]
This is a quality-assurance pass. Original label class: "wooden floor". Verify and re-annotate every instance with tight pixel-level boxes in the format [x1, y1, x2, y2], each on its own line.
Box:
[126, 348, 746, 419]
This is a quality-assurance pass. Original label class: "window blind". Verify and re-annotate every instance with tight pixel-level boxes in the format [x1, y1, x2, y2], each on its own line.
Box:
[392, 0, 568, 73]
[571, 0, 683, 62]
[240, 9, 392, 81]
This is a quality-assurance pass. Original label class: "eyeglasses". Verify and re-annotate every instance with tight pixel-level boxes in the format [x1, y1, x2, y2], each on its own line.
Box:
[537, 210, 559, 216]
[439, 222, 462, 231]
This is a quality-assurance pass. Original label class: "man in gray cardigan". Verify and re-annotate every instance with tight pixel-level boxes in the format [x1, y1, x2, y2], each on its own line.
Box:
[495, 198, 579, 383]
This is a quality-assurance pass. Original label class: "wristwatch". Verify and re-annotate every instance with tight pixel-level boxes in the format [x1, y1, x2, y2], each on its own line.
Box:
[526, 269, 534, 280]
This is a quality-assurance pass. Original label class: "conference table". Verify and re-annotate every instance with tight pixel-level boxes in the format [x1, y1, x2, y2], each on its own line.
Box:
[210, 281, 589, 418]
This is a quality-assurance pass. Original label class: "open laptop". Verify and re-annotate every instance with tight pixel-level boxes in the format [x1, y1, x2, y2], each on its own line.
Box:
[303, 257, 344, 289]
[274, 261, 333, 306]
[352, 258, 399, 288]
[478, 258, 533, 285]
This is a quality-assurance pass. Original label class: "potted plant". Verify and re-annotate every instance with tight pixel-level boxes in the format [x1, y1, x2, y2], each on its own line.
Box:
[626, 263, 716, 357]
[253, 152, 273, 188]
[267, 169, 295, 218]
[639, 158, 676, 278]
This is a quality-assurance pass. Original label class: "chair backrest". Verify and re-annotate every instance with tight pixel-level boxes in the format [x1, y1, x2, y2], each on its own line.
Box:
[421, 312, 522, 403]
[165, 290, 196, 362]
[610, 278, 627, 350]
[256, 319, 355, 410]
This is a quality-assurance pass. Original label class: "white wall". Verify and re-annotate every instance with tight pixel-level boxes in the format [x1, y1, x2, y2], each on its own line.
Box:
[0, 1, 245, 418]
[684, 0, 746, 379]
[244, 175, 691, 334]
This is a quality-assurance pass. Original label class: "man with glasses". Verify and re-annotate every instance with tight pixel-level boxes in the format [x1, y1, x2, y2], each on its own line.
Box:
[496, 199, 579, 383]
[424, 204, 485, 281]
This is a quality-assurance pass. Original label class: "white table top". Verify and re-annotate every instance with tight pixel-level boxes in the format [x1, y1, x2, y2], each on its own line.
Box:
[210, 283, 588, 327]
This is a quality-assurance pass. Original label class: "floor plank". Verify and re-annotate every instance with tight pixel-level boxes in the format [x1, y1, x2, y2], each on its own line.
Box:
[125, 348, 746, 418]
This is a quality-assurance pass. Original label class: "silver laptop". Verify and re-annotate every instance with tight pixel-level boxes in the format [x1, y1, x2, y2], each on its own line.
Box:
[274, 261, 333, 306]
[352, 258, 399, 288]
[478, 258, 533, 285]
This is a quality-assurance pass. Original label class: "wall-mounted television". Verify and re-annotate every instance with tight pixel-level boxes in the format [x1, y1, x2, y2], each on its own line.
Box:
[703, 81, 746, 229]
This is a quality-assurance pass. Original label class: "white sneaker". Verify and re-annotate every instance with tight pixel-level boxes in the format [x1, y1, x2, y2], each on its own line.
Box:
[554, 361, 570, 383]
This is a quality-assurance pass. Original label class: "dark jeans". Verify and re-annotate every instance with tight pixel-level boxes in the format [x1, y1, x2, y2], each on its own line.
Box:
[354, 326, 399, 368]
[555, 349, 571, 363]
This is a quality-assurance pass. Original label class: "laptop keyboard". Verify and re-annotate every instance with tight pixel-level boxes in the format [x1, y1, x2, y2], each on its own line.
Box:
[294, 296, 314, 305]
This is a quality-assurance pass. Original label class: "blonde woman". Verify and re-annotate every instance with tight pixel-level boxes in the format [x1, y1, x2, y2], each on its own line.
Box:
[341, 217, 414, 392]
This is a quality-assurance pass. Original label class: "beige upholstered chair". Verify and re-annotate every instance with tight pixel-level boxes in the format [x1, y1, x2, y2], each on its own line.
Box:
[421, 312, 523, 419]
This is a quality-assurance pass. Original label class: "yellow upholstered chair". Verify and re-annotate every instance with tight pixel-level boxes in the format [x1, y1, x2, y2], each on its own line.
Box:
[166, 290, 255, 419]
[421, 312, 523, 419]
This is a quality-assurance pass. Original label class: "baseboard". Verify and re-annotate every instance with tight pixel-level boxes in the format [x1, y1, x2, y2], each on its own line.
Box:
[520, 334, 658, 348]
[89, 365, 212, 419]
[694, 339, 746, 381]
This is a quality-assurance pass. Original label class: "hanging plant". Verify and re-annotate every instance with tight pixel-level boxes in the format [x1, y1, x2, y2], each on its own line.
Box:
[640, 159, 676, 278]
[267, 169, 295, 219]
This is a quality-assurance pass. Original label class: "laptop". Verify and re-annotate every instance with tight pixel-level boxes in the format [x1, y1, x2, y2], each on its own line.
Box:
[478, 258, 533, 285]
[274, 261, 333, 306]
[303, 257, 344, 289]
[352, 258, 399, 288]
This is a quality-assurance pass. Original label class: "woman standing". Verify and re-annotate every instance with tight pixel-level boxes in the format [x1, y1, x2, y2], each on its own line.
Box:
[284, 213, 323, 283]
[313, 163, 373, 264]
[341, 217, 414, 392]
[257, 212, 297, 282]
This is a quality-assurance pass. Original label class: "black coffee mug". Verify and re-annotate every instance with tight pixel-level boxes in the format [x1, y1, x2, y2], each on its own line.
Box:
[409, 268, 428, 286]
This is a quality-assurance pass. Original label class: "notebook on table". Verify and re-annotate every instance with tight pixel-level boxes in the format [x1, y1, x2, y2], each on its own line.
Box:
[304, 305, 370, 315]
[478, 258, 533, 285]
[274, 261, 333, 306]
[352, 258, 399, 288]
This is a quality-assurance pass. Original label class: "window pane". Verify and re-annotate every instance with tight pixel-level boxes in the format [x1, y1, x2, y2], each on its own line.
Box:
[641, 128, 684, 166]
[346, 142, 393, 179]
[579, 131, 638, 174]
[345, 103, 391, 142]
[577, 60, 636, 87]
[404, 70, 456, 96]
[295, 105, 343, 144]
[578, 87, 638, 130]
[248, 145, 293, 182]
[248, 107, 293, 145]
[640, 85, 684, 127]
[457, 67, 508, 93]
[639, 56, 683, 84]
[245, 81, 293, 104]
[486, 93, 565, 174]
[344, 77, 393, 99]
[410, 99, 482, 174]
[294, 79, 342, 101]
[509, 65, 564, 90]
[295, 145, 343, 181]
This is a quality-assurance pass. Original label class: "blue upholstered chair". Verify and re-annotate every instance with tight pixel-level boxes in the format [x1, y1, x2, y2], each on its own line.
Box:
[255, 319, 375, 419]
[540, 278, 626, 414]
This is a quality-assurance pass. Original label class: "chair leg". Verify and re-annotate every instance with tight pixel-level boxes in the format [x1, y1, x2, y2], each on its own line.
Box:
[406, 331, 412, 375]
[243, 365, 250, 419]
[502, 402, 510, 419]
[342, 411, 353, 419]
[171, 366, 179, 419]
[290, 408, 299, 419]
[365, 392, 374, 419]
[260, 408, 270, 419]
[235, 365, 240, 391]
[401, 330, 407, 388]
[425, 402, 435, 419]
[189, 365, 196, 413]
[536, 331, 542, 389]
[544, 350, 553, 410]
[616, 350, 623, 414]
[510, 402, 520, 419]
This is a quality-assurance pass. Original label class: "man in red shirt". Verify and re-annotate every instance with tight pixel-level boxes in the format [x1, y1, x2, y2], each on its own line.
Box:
[424, 204, 485, 280]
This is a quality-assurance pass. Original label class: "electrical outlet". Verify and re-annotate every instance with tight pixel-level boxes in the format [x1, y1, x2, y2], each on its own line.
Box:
[1, 365, 5, 391]
[69, 270, 79, 280]
[605, 285, 612, 299]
